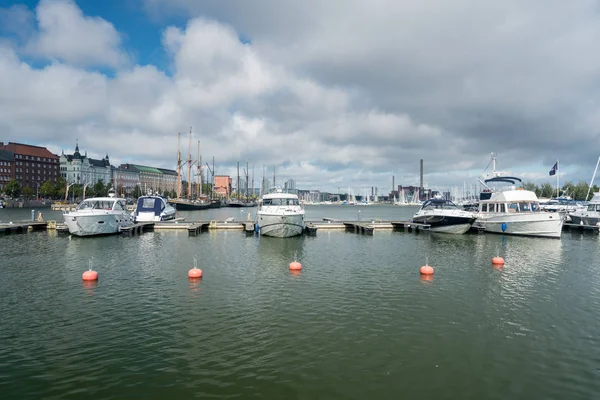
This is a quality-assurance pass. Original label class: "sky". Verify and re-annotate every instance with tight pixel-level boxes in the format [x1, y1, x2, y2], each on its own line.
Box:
[1, 0, 599, 194]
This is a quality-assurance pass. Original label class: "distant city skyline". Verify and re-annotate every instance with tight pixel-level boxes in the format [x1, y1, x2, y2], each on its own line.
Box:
[1, 1, 599, 193]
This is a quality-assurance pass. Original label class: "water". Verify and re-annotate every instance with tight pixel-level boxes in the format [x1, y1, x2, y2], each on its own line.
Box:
[1, 205, 600, 399]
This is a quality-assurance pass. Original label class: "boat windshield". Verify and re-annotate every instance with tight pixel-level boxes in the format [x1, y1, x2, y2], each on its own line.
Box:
[77, 199, 116, 210]
[263, 198, 299, 206]
[587, 204, 600, 211]
[421, 199, 458, 210]
[137, 197, 165, 212]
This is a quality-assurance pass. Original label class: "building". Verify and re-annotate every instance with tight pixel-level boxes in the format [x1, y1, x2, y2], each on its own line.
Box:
[214, 175, 232, 197]
[0, 149, 14, 191]
[59, 142, 112, 187]
[284, 178, 298, 194]
[117, 164, 177, 196]
[0, 142, 60, 193]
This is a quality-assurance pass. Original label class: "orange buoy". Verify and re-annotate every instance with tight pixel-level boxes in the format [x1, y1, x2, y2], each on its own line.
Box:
[420, 265, 434, 275]
[420, 274, 433, 282]
[289, 261, 302, 271]
[82, 270, 98, 281]
[188, 268, 203, 278]
[492, 257, 505, 266]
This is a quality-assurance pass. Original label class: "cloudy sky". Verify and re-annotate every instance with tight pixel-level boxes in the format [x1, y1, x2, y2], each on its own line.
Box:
[1, 0, 599, 194]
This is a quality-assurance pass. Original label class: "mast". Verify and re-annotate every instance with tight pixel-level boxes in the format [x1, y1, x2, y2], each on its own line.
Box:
[176, 132, 182, 199]
[556, 159, 560, 198]
[197, 140, 202, 198]
[273, 166, 276, 189]
[251, 165, 254, 200]
[586, 156, 600, 201]
[187, 127, 192, 200]
[246, 162, 249, 202]
[237, 161, 240, 201]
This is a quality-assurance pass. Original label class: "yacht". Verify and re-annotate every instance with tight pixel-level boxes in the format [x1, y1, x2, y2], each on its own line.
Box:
[568, 192, 600, 225]
[411, 196, 476, 234]
[133, 193, 177, 222]
[64, 189, 134, 236]
[473, 177, 563, 238]
[256, 189, 305, 237]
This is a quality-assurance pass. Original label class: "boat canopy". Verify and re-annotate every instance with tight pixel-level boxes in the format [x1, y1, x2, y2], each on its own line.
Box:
[484, 176, 522, 184]
[420, 198, 459, 210]
[136, 196, 165, 214]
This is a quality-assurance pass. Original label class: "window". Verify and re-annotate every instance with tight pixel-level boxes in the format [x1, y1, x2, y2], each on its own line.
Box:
[508, 203, 519, 213]
[519, 202, 531, 212]
[498, 204, 506, 213]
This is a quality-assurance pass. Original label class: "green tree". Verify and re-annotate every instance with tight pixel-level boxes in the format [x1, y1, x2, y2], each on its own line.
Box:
[540, 182, 554, 198]
[40, 179, 55, 198]
[5, 179, 21, 198]
[72, 184, 83, 200]
[23, 186, 33, 199]
[561, 181, 575, 198]
[521, 182, 540, 197]
[93, 180, 107, 197]
[55, 177, 67, 200]
[571, 181, 589, 201]
[132, 185, 141, 199]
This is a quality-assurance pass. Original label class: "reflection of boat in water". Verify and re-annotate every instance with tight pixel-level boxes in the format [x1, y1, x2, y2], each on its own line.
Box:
[134, 193, 176, 222]
[473, 177, 563, 238]
[256, 189, 305, 237]
[64, 189, 134, 236]
[411, 196, 475, 234]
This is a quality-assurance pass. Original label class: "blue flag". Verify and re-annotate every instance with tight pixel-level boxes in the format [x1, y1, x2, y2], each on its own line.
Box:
[549, 162, 558, 176]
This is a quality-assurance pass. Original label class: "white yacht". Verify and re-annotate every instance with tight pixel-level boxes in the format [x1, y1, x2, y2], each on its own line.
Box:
[64, 189, 134, 236]
[473, 177, 563, 238]
[411, 196, 476, 234]
[133, 193, 176, 222]
[569, 192, 600, 226]
[256, 189, 305, 237]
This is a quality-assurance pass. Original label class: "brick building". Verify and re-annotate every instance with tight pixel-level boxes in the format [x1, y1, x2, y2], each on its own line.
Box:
[214, 175, 232, 197]
[0, 142, 60, 193]
[0, 149, 14, 191]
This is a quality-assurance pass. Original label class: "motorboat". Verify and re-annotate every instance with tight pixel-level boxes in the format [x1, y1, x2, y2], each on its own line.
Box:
[473, 177, 563, 238]
[411, 196, 476, 234]
[133, 193, 177, 222]
[256, 189, 305, 237]
[63, 189, 134, 236]
[568, 192, 600, 226]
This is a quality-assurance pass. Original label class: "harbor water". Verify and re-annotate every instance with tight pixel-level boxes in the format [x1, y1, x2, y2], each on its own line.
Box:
[1, 205, 600, 399]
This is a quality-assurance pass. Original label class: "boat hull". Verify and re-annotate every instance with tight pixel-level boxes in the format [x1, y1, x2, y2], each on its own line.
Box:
[473, 212, 563, 238]
[412, 213, 475, 234]
[134, 210, 176, 222]
[64, 212, 134, 236]
[169, 200, 211, 211]
[257, 213, 304, 237]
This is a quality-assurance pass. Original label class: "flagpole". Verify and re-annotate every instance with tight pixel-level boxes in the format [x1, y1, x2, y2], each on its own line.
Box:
[556, 159, 559, 198]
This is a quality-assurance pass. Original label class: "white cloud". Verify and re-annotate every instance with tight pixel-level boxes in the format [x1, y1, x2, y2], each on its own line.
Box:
[25, 0, 128, 68]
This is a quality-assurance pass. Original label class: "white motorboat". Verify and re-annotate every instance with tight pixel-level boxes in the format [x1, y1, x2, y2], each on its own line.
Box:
[256, 189, 305, 237]
[568, 192, 600, 226]
[133, 193, 177, 222]
[64, 189, 134, 236]
[411, 196, 475, 234]
[473, 177, 563, 238]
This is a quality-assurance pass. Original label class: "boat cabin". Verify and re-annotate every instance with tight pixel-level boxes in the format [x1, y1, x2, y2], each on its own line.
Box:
[478, 177, 540, 213]
[76, 198, 126, 211]
[420, 197, 459, 210]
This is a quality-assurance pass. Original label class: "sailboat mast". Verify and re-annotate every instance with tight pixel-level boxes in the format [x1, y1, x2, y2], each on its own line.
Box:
[176, 132, 182, 199]
[246, 162, 249, 202]
[187, 127, 192, 200]
[237, 161, 240, 200]
[197, 140, 202, 198]
[251, 165, 254, 200]
[273, 166, 276, 189]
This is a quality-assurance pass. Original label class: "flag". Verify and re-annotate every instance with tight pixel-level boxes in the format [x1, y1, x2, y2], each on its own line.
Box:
[549, 162, 558, 176]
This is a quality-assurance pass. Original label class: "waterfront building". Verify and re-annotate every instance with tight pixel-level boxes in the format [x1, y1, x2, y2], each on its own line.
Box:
[0, 149, 14, 192]
[214, 175, 232, 197]
[0, 142, 60, 193]
[116, 164, 177, 196]
[59, 141, 111, 186]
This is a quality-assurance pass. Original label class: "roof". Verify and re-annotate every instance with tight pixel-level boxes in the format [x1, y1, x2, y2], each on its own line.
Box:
[0, 142, 58, 159]
[156, 167, 177, 176]
[482, 189, 539, 203]
[263, 191, 299, 199]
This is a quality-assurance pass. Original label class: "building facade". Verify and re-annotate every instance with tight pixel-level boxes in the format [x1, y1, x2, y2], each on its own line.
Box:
[117, 164, 177, 196]
[214, 175, 232, 197]
[0, 142, 60, 193]
[0, 149, 14, 191]
[59, 142, 112, 187]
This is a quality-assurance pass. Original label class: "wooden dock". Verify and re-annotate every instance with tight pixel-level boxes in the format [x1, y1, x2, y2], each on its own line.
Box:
[304, 219, 429, 235]
[563, 222, 600, 233]
[0, 221, 48, 234]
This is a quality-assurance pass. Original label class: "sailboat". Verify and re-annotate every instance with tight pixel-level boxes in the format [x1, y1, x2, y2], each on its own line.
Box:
[228, 161, 257, 207]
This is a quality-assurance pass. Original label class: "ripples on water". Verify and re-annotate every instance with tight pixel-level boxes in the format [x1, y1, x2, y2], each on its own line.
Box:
[1, 206, 600, 399]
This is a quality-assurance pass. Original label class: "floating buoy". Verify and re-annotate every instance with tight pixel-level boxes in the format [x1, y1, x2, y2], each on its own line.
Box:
[492, 257, 505, 266]
[82, 258, 98, 281]
[188, 255, 203, 279]
[420, 275, 433, 282]
[289, 261, 302, 271]
[420, 265, 434, 275]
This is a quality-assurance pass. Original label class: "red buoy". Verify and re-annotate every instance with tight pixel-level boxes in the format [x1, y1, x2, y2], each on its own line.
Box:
[82, 270, 98, 281]
[289, 261, 302, 271]
[492, 257, 505, 266]
[420, 265, 434, 275]
[188, 268, 203, 279]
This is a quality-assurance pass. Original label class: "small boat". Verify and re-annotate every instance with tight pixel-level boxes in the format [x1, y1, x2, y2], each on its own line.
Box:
[63, 189, 134, 236]
[568, 192, 600, 225]
[411, 196, 475, 234]
[256, 189, 305, 237]
[168, 198, 212, 211]
[473, 177, 563, 238]
[133, 193, 176, 222]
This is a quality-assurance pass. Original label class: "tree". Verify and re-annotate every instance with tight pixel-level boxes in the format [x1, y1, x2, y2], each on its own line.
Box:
[572, 181, 590, 201]
[561, 181, 575, 198]
[54, 177, 67, 200]
[72, 184, 83, 200]
[23, 186, 33, 199]
[40, 179, 55, 198]
[132, 185, 141, 199]
[540, 182, 554, 198]
[5, 179, 21, 198]
[93, 180, 107, 197]
[521, 182, 540, 197]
